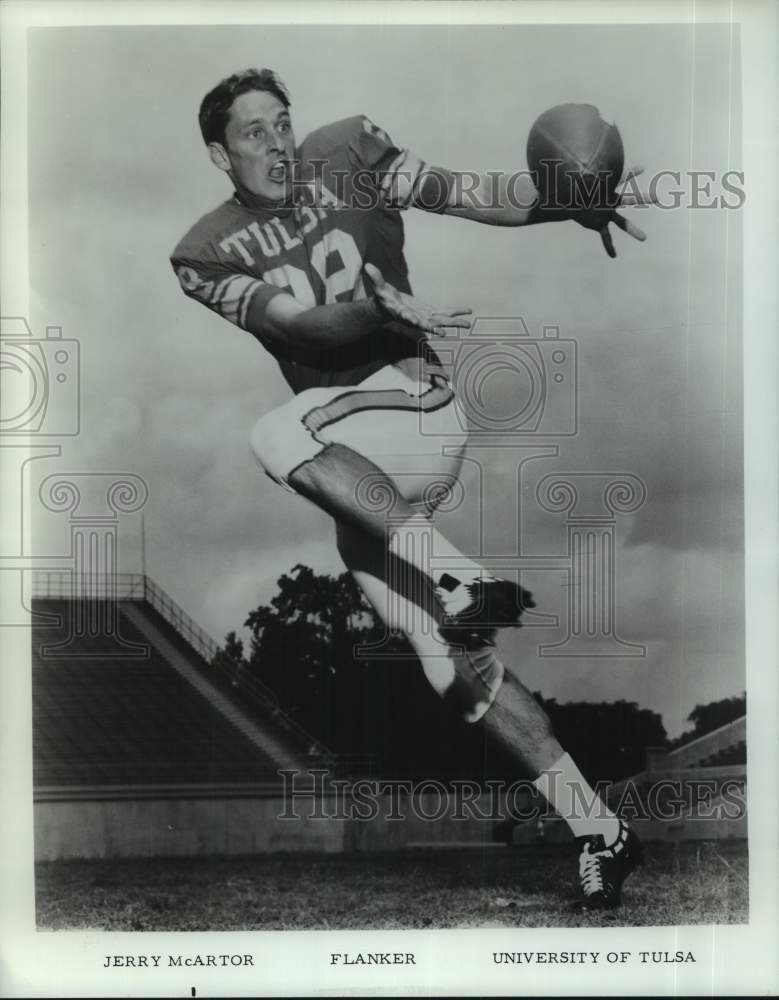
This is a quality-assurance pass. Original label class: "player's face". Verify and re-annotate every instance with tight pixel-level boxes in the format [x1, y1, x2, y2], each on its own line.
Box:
[217, 90, 296, 202]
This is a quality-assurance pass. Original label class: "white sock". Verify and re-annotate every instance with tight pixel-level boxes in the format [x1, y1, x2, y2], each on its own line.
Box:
[534, 752, 620, 845]
[388, 513, 485, 613]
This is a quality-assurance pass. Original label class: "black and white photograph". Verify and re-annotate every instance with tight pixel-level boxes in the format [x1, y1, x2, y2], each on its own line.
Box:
[0, 0, 777, 996]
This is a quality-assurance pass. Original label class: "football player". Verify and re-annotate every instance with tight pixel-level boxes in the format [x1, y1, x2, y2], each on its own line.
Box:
[171, 69, 651, 909]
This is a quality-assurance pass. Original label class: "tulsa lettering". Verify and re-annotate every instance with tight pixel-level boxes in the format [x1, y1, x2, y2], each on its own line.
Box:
[493, 950, 696, 965]
[103, 954, 254, 968]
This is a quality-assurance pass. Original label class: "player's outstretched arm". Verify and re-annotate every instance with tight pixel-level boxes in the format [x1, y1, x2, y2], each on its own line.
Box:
[257, 270, 471, 349]
[379, 149, 656, 256]
[451, 163, 658, 257]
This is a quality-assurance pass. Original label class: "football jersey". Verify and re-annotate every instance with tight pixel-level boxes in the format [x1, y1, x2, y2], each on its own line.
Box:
[171, 116, 438, 394]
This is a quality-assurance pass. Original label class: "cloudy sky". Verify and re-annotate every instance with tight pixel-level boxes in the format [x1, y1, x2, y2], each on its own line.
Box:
[26, 22, 743, 738]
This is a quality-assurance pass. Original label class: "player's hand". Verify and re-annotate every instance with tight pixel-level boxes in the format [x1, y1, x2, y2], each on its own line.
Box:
[573, 166, 657, 258]
[364, 263, 472, 337]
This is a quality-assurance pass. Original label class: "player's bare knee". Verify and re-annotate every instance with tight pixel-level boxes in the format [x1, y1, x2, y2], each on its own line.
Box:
[286, 444, 334, 490]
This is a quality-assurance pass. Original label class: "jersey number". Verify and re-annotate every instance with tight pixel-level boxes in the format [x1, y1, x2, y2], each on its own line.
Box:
[262, 229, 365, 307]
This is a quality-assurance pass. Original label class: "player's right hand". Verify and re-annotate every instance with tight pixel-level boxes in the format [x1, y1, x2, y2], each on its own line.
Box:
[571, 166, 655, 258]
[364, 263, 472, 338]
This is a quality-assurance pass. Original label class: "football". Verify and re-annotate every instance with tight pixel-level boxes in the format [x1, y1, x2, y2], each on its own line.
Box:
[526, 104, 624, 213]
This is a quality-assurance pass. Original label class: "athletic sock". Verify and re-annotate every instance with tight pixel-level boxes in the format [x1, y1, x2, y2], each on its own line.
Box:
[387, 512, 487, 613]
[534, 752, 620, 846]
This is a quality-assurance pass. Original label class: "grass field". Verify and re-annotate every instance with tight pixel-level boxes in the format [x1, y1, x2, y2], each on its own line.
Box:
[35, 840, 748, 930]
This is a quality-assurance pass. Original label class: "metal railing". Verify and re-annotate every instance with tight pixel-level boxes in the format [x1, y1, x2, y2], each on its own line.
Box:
[141, 575, 220, 664]
[31, 572, 219, 661]
[32, 571, 146, 601]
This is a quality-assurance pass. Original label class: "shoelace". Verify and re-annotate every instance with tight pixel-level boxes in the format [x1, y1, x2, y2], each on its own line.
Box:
[579, 844, 605, 897]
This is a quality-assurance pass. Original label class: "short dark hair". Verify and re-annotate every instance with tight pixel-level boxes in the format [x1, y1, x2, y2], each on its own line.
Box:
[198, 68, 291, 146]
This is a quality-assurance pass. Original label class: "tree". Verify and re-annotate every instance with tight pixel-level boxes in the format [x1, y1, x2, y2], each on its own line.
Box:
[240, 564, 490, 778]
[222, 564, 671, 783]
[534, 695, 667, 784]
[243, 565, 395, 755]
[210, 630, 247, 687]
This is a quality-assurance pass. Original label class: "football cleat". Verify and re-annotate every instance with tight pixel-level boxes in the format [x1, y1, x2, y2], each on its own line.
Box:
[573, 820, 644, 910]
[438, 576, 535, 643]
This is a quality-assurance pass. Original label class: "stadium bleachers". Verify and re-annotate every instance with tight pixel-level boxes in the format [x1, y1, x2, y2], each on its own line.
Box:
[32, 598, 292, 787]
[698, 740, 746, 768]
[603, 716, 747, 840]
[131, 597, 333, 768]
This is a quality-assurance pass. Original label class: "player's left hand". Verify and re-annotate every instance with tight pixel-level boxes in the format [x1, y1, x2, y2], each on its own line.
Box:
[573, 166, 658, 258]
[364, 263, 472, 337]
